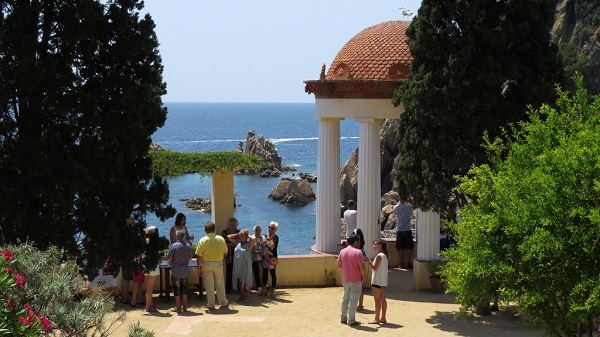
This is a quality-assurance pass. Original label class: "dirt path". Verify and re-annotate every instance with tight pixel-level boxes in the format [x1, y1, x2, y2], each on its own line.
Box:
[109, 268, 543, 337]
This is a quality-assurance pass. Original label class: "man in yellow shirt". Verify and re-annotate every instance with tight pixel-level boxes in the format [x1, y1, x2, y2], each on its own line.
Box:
[196, 221, 229, 309]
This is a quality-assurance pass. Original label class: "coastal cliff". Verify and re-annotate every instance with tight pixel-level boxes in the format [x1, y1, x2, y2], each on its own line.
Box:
[551, 0, 600, 94]
[340, 119, 400, 203]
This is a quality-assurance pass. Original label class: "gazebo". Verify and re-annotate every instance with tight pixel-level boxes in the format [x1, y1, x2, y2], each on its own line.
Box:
[305, 20, 442, 289]
[305, 20, 412, 258]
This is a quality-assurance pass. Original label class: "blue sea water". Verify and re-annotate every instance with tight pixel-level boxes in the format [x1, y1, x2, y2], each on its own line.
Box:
[151, 102, 359, 255]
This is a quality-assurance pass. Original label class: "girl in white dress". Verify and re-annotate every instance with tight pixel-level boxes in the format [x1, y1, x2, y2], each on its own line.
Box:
[367, 239, 388, 324]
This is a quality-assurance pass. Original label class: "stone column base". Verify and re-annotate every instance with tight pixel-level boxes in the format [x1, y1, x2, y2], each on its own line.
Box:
[413, 258, 432, 290]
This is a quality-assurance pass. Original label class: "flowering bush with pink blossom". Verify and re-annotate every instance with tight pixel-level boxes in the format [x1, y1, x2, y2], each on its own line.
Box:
[1, 244, 124, 336]
[0, 248, 51, 336]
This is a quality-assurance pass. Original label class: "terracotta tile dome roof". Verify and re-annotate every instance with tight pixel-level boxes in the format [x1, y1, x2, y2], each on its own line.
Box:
[326, 21, 412, 80]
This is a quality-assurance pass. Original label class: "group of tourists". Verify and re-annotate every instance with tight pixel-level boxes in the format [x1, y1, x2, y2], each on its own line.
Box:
[112, 196, 412, 324]
[166, 214, 280, 312]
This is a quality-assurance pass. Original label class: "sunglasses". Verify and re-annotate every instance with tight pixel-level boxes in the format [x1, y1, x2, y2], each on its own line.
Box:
[268, 227, 275, 230]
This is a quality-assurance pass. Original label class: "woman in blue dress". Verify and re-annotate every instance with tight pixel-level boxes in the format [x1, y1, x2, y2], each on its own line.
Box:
[230, 229, 256, 302]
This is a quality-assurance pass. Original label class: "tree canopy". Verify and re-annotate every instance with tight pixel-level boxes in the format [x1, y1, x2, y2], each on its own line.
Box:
[393, 0, 565, 218]
[0, 0, 174, 272]
[443, 75, 600, 336]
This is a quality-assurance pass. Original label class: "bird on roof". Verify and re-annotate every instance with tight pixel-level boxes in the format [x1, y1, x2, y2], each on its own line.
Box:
[399, 6, 413, 18]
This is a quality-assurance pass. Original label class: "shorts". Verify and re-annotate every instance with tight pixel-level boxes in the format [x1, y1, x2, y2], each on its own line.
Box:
[171, 276, 188, 296]
[395, 230, 414, 250]
[145, 267, 160, 277]
[121, 264, 134, 281]
[371, 284, 384, 289]
[132, 272, 145, 285]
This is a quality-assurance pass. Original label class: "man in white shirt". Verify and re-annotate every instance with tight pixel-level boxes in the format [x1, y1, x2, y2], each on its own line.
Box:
[344, 200, 358, 240]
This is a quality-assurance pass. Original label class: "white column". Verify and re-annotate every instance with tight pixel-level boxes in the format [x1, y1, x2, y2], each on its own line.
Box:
[415, 210, 441, 260]
[356, 118, 381, 258]
[316, 117, 341, 253]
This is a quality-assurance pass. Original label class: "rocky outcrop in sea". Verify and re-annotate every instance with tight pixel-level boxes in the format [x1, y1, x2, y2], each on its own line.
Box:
[297, 172, 317, 183]
[180, 197, 212, 213]
[237, 130, 296, 177]
[268, 178, 316, 206]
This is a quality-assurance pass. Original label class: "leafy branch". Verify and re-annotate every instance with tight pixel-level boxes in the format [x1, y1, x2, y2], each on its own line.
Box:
[149, 150, 267, 177]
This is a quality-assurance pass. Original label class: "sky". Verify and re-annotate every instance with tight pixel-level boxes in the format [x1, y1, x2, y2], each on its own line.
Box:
[142, 0, 422, 103]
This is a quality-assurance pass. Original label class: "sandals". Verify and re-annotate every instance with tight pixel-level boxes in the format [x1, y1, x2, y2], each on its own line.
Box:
[269, 292, 275, 300]
[368, 319, 386, 324]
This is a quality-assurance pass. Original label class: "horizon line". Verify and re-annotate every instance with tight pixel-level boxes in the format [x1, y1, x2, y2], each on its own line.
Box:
[162, 101, 315, 104]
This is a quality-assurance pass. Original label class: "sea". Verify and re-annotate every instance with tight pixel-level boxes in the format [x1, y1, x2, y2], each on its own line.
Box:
[150, 102, 359, 255]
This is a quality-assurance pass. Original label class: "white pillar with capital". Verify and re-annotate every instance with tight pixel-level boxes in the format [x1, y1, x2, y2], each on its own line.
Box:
[316, 117, 341, 253]
[356, 118, 381, 258]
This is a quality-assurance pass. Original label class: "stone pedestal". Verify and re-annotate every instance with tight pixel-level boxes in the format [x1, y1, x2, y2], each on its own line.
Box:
[413, 210, 441, 289]
[211, 171, 235, 234]
[413, 258, 433, 290]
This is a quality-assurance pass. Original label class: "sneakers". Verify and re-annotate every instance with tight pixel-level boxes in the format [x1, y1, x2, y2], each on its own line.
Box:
[348, 321, 361, 327]
[341, 319, 347, 324]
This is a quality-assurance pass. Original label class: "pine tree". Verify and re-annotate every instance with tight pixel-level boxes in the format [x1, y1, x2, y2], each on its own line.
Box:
[393, 0, 565, 218]
[0, 0, 174, 271]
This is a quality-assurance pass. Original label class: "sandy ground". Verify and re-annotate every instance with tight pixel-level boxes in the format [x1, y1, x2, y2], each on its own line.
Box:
[108, 267, 543, 337]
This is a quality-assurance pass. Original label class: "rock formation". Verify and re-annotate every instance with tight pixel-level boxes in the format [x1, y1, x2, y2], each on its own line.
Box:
[180, 197, 211, 213]
[268, 178, 316, 206]
[340, 119, 401, 203]
[551, 0, 600, 94]
[237, 130, 295, 177]
[298, 172, 317, 183]
[149, 142, 164, 151]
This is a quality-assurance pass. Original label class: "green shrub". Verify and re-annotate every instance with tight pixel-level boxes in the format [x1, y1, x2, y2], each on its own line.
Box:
[4, 243, 125, 336]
